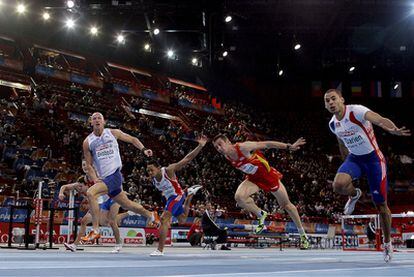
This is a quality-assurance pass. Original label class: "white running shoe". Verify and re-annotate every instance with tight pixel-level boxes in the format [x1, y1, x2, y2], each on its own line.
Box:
[383, 243, 393, 263]
[111, 244, 122, 253]
[343, 188, 362, 215]
[187, 185, 203, 196]
[63, 242, 77, 252]
[150, 249, 164, 256]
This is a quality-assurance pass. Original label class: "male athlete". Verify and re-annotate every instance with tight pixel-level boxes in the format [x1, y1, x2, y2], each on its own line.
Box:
[324, 89, 411, 262]
[212, 134, 310, 249]
[146, 136, 207, 256]
[58, 159, 122, 253]
[82, 112, 157, 241]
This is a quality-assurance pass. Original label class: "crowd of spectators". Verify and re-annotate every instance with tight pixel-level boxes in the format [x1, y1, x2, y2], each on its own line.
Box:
[1, 61, 413, 224]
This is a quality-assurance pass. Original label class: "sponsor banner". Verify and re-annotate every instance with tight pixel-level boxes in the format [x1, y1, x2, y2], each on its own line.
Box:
[177, 99, 223, 115]
[0, 207, 29, 223]
[119, 215, 148, 228]
[35, 65, 103, 88]
[171, 229, 189, 242]
[0, 57, 23, 71]
[333, 235, 359, 247]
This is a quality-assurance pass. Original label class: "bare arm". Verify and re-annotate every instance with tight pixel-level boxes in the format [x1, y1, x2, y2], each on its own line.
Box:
[166, 135, 208, 174]
[58, 183, 79, 200]
[239, 137, 306, 153]
[83, 138, 99, 182]
[337, 137, 349, 160]
[110, 129, 153, 157]
[365, 111, 411, 136]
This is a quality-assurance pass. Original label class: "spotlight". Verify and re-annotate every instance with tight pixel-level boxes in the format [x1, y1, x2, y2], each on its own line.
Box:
[42, 12, 51, 21]
[191, 58, 198, 65]
[167, 50, 174, 58]
[144, 43, 151, 51]
[222, 51, 228, 57]
[294, 43, 301, 50]
[65, 18, 75, 29]
[16, 3, 26, 14]
[153, 28, 160, 35]
[278, 69, 284, 76]
[116, 34, 125, 44]
[393, 83, 399, 90]
[90, 26, 98, 36]
[225, 15, 232, 23]
[67, 1, 75, 9]
[349, 66, 355, 72]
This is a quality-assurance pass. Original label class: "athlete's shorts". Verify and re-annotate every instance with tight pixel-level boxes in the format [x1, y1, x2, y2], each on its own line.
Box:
[165, 194, 185, 217]
[337, 150, 388, 204]
[246, 167, 283, 193]
[99, 198, 115, 211]
[103, 168, 123, 197]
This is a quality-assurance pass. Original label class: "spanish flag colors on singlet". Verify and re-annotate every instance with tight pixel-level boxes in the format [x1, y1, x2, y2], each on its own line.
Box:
[225, 143, 283, 192]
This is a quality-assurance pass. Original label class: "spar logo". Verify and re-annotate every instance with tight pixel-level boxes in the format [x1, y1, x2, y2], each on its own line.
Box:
[123, 228, 145, 244]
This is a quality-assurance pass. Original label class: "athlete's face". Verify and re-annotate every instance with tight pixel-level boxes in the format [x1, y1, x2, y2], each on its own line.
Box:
[81, 160, 88, 174]
[213, 138, 231, 154]
[324, 91, 345, 114]
[146, 164, 161, 178]
[90, 112, 105, 130]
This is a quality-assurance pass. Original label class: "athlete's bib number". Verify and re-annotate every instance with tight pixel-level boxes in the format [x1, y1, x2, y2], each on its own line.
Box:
[238, 163, 258, 174]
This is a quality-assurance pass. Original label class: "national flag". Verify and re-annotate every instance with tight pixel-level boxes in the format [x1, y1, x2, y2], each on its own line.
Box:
[370, 81, 382, 97]
[351, 81, 363, 97]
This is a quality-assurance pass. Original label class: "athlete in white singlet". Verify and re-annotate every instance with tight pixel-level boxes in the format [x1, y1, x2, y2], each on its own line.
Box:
[146, 135, 207, 256]
[82, 112, 158, 241]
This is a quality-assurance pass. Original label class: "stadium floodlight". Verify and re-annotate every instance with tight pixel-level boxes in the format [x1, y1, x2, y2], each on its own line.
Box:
[65, 18, 75, 29]
[67, 1, 75, 9]
[42, 12, 51, 21]
[191, 58, 198, 65]
[393, 83, 399, 90]
[153, 28, 160, 35]
[225, 15, 232, 23]
[116, 34, 125, 44]
[349, 66, 355, 72]
[90, 26, 98, 36]
[222, 51, 228, 57]
[294, 43, 301, 50]
[167, 50, 174, 58]
[16, 3, 27, 14]
[144, 43, 150, 51]
[278, 69, 284, 76]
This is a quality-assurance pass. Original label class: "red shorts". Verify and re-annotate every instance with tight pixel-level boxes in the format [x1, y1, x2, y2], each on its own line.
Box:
[246, 167, 283, 193]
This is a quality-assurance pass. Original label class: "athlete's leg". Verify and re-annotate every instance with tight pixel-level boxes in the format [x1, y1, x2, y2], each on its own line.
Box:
[271, 182, 304, 231]
[157, 210, 172, 253]
[73, 212, 92, 245]
[112, 191, 154, 220]
[86, 181, 108, 231]
[333, 155, 362, 197]
[234, 180, 261, 216]
[177, 195, 193, 224]
[107, 203, 122, 245]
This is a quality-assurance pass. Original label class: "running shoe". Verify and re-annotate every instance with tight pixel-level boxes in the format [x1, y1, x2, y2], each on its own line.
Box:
[81, 230, 101, 242]
[344, 188, 362, 215]
[255, 211, 268, 234]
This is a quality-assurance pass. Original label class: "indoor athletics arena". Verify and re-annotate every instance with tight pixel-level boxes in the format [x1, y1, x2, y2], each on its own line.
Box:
[0, 1, 413, 276]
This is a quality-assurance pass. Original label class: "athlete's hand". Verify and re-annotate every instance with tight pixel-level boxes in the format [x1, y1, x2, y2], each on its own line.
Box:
[386, 126, 411, 136]
[196, 135, 208, 147]
[143, 149, 153, 157]
[290, 137, 306, 151]
[58, 193, 65, 201]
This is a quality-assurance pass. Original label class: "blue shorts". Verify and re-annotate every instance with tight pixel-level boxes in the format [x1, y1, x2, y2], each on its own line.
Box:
[103, 168, 123, 197]
[337, 150, 388, 204]
[165, 194, 186, 217]
[99, 198, 115, 211]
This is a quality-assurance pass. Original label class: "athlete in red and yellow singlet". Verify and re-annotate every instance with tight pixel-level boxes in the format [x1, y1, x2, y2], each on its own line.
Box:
[212, 134, 310, 248]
